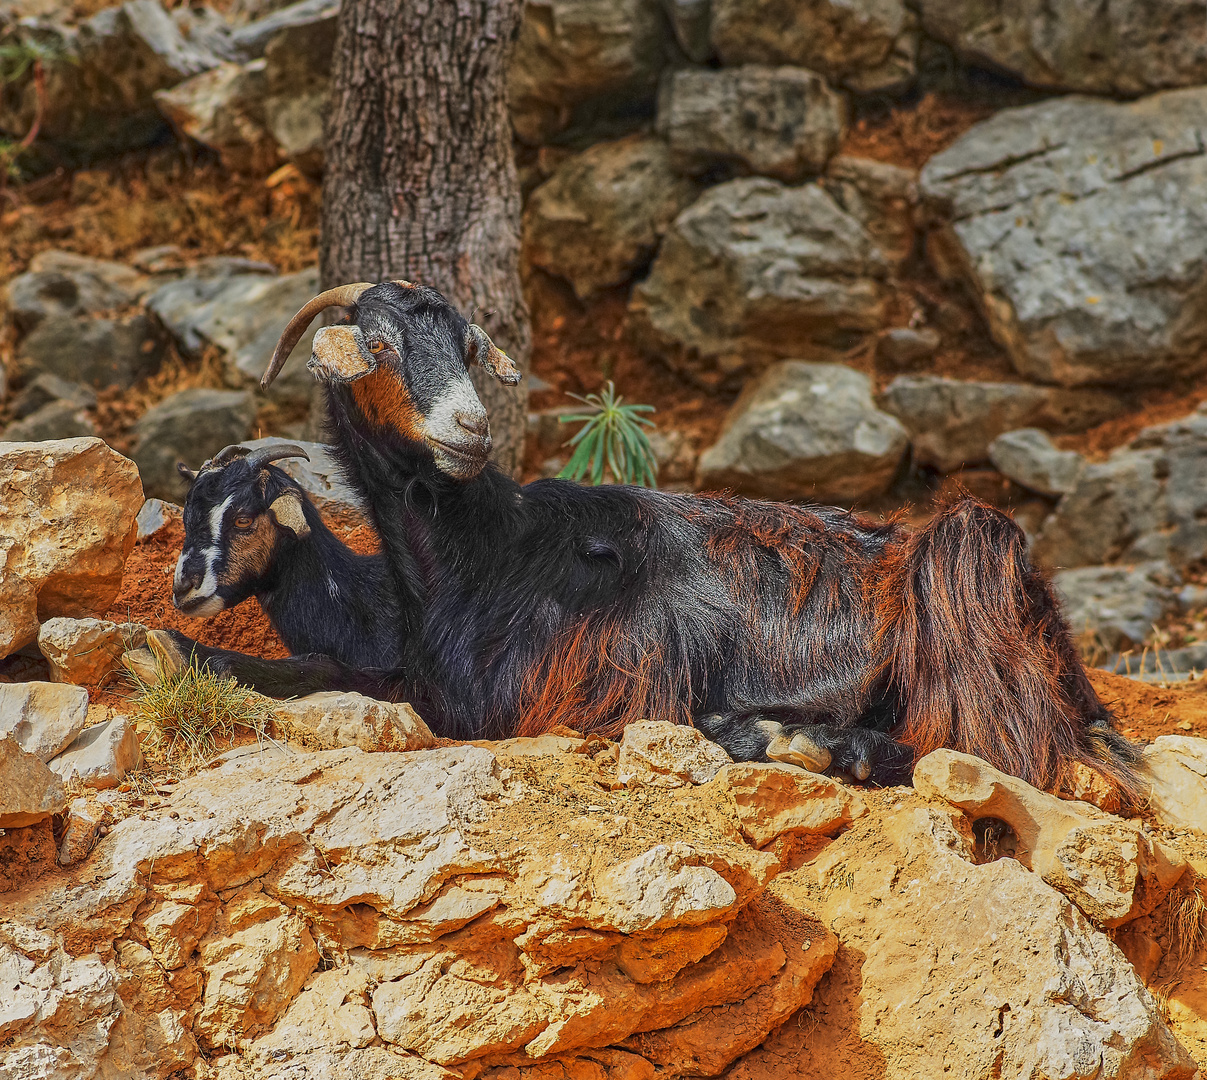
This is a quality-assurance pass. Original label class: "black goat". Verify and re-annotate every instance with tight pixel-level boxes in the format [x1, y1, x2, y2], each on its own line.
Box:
[150, 281, 1139, 800]
[171, 442, 401, 669]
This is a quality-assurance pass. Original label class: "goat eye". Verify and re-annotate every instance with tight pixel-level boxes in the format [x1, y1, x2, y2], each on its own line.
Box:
[234, 515, 255, 530]
[368, 339, 386, 354]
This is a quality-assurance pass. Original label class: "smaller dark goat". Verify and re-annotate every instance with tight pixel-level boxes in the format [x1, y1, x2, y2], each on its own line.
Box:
[172, 442, 401, 669]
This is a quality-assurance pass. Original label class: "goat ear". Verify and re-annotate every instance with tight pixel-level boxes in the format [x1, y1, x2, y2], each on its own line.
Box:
[177, 461, 197, 484]
[268, 492, 310, 538]
[466, 324, 521, 386]
[309, 325, 375, 383]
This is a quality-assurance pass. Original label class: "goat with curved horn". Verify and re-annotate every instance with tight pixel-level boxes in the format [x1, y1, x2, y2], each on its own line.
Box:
[246, 443, 311, 470]
[260, 280, 415, 390]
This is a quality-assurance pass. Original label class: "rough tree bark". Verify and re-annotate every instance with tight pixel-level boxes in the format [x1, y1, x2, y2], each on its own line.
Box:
[321, 0, 529, 473]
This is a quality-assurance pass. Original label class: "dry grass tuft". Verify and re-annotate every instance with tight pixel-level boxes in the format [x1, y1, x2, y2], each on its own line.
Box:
[128, 656, 272, 768]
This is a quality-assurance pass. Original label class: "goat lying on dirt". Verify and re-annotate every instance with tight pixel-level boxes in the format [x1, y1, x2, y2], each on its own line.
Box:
[172, 441, 401, 668]
[150, 281, 1139, 800]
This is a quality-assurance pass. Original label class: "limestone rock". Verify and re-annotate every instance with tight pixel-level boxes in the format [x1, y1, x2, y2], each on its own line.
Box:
[132, 387, 257, 501]
[15, 314, 165, 392]
[524, 136, 697, 299]
[508, 0, 669, 144]
[914, 749, 1187, 927]
[823, 154, 918, 271]
[1054, 562, 1181, 651]
[657, 65, 846, 182]
[0, 0, 228, 159]
[731, 800, 1196, 1080]
[920, 88, 1207, 389]
[3, 251, 146, 335]
[875, 325, 940, 366]
[57, 796, 107, 867]
[1, 400, 95, 443]
[713, 762, 867, 847]
[38, 617, 147, 687]
[616, 720, 733, 788]
[630, 178, 889, 384]
[495, 733, 589, 757]
[9, 373, 97, 421]
[710, 0, 913, 87]
[1034, 406, 1207, 570]
[917, 0, 1207, 96]
[697, 360, 907, 502]
[239, 437, 369, 526]
[135, 498, 183, 541]
[878, 376, 1123, 473]
[48, 715, 143, 790]
[1140, 736, 1207, 835]
[230, 0, 340, 57]
[989, 428, 1085, 497]
[0, 735, 67, 828]
[147, 264, 318, 403]
[270, 693, 435, 754]
[0, 681, 90, 761]
[0, 438, 143, 658]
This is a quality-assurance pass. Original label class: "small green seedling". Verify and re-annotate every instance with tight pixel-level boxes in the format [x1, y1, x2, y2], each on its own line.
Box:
[558, 381, 658, 487]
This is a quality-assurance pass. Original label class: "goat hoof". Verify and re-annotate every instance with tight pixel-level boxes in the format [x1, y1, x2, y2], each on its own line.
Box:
[146, 630, 187, 677]
[121, 647, 160, 686]
[766, 732, 832, 773]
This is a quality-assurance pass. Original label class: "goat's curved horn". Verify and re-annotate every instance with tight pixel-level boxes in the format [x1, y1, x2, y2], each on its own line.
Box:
[260, 283, 376, 390]
[204, 444, 252, 470]
[246, 443, 311, 470]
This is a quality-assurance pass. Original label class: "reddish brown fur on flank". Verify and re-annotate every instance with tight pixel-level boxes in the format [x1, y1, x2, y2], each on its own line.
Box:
[868, 499, 1136, 804]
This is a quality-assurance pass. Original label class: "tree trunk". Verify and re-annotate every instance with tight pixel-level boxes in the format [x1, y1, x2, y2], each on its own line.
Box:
[321, 0, 529, 474]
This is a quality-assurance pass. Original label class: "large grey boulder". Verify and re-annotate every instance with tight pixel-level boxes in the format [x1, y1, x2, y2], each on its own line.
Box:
[920, 88, 1207, 389]
[523, 135, 698, 299]
[1034, 407, 1207, 570]
[710, 0, 917, 92]
[823, 154, 918, 271]
[988, 428, 1084, 498]
[158, 0, 335, 175]
[0, 0, 228, 159]
[147, 262, 315, 402]
[132, 387, 257, 501]
[1, 399, 95, 443]
[916, 0, 1207, 97]
[15, 314, 165, 390]
[1054, 561, 1181, 651]
[657, 65, 846, 182]
[508, 0, 670, 144]
[630, 177, 889, 387]
[878, 376, 1122, 473]
[0, 682, 90, 763]
[9, 373, 96, 420]
[696, 360, 908, 502]
[3, 251, 147, 334]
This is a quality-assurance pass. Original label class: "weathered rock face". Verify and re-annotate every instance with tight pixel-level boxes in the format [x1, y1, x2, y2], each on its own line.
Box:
[914, 750, 1187, 928]
[0, 744, 842, 1078]
[921, 88, 1207, 389]
[711, 763, 866, 848]
[0, 0, 228, 159]
[878, 375, 1123, 473]
[270, 693, 435, 754]
[710, 0, 914, 90]
[0, 736, 67, 828]
[917, 0, 1207, 97]
[630, 178, 889, 386]
[0, 438, 143, 659]
[822, 154, 918, 272]
[988, 427, 1084, 497]
[1034, 407, 1207, 570]
[48, 715, 143, 790]
[15, 314, 166, 391]
[0, 682, 90, 762]
[697, 361, 907, 502]
[3, 251, 147, 335]
[1054, 561, 1181, 651]
[508, 0, 669, 144]
[147, 263, 318, 403]
[38, 618, 148, 687]
[616, 720, 733, 788]
[1, 400, 96, 443]
[9, 374, 97, 422]
[1140, 736, 1207, 835]
[657, 65, 846, 182]
[523, 135, 699, 299]
[132, 387, 257, 501]
[731, 799, 1196, 1080]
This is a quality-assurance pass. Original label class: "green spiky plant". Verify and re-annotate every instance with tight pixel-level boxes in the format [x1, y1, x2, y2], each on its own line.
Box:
[558, 381, 658, 487]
